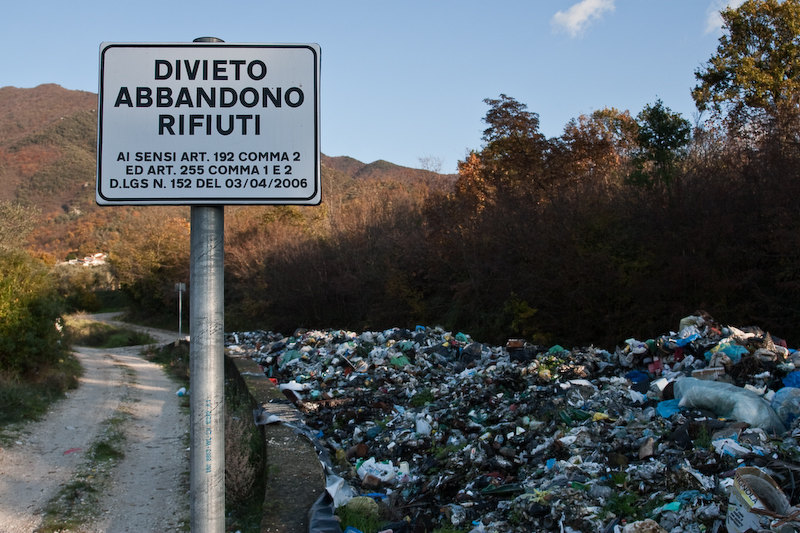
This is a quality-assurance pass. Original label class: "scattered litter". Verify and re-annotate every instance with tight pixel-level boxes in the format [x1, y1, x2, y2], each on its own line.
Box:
[252, 406, 283, 425]
[226, 313, 800, 532]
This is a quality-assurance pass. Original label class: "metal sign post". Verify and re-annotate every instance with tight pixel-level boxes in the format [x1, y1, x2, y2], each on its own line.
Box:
[189, 203, 225, 532]
[188, 35, 226, 533]
[97, 35, 320, 533]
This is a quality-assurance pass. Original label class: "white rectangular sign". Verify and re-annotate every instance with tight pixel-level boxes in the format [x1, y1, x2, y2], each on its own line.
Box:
[97, 42, 320, 205]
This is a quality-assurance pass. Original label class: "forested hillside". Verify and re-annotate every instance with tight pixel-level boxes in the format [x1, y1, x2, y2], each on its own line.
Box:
[0, 84, 445, 260]
[4, 0, 800, 349]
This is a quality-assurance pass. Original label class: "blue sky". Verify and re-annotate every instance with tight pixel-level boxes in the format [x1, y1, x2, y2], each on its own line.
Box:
[1, 0, 742, 173]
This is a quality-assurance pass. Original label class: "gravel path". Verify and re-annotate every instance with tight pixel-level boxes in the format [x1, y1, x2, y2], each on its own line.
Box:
[0, 315, 189, 532]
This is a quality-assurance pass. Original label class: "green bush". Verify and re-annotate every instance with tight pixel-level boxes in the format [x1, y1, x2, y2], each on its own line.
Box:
[0, 249, 67, 377]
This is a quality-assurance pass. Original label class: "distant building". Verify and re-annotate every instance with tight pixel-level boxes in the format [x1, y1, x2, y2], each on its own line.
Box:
[65, 252, 108, 267]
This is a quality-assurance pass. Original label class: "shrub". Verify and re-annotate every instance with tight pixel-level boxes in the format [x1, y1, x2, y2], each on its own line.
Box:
[0, 249, 67, 377]
[53, 263, 114, 313]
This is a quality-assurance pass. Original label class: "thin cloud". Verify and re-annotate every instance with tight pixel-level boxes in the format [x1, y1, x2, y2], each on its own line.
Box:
[705, 0, 746, 34]
[552, 0, 615, 38]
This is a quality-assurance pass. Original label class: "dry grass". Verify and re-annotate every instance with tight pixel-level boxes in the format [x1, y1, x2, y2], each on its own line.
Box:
[225, 412, 258, 507]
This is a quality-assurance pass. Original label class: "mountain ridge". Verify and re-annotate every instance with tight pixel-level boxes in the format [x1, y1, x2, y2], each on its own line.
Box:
[0, 84, 454, 258]
[0, 84, 96, 144]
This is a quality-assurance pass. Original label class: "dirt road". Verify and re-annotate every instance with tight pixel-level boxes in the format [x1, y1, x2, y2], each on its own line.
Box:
[0, 315, 189, 532]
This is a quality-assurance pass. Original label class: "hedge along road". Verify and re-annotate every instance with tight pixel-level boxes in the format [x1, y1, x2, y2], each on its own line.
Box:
[0, 314, 189, 532]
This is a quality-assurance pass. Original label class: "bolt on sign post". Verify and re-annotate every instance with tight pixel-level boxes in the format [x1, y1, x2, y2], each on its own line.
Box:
[97, 37, 320, 533]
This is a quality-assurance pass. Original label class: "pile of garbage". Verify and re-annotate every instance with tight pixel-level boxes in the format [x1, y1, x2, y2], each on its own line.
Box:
[225, 313, 800, 533]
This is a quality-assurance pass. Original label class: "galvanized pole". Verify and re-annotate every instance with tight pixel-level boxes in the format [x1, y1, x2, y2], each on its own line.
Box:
[190, 36, 226, 533]
[190, 206, 225, 532]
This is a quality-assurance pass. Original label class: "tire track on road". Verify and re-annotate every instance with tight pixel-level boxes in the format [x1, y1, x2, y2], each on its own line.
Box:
[0, 316, 189, 533]
[0, 349, 126, 532]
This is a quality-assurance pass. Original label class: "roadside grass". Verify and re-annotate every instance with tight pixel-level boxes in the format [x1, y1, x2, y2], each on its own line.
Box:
[335, 504, 385, 533]
[63, 314, 156, 348]
[224, 373, 266, 533]
[0, 355, 83, 440]
[89, 411, 128, 462]
[143, 339, 190, 385]
[37, 479, 97, 533]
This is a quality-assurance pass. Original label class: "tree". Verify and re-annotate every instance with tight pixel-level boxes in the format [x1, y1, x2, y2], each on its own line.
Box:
[561, 107, 639, 187]
[692, 0, 800, 142]
[629, 100, 691, 190]
[107, 208, 190, 313]
[0, 201, 40, 250]
[454, 95, 552, 203]
[418, 155, 443, 174]
[454, 151, 494, 213]
[482, 94, 542, 143]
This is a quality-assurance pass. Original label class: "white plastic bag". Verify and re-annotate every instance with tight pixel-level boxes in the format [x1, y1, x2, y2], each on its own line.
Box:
[673, 377, 786, 433]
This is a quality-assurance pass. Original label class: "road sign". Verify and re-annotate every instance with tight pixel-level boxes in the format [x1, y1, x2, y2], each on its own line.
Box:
[97, 42, 320, 205]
